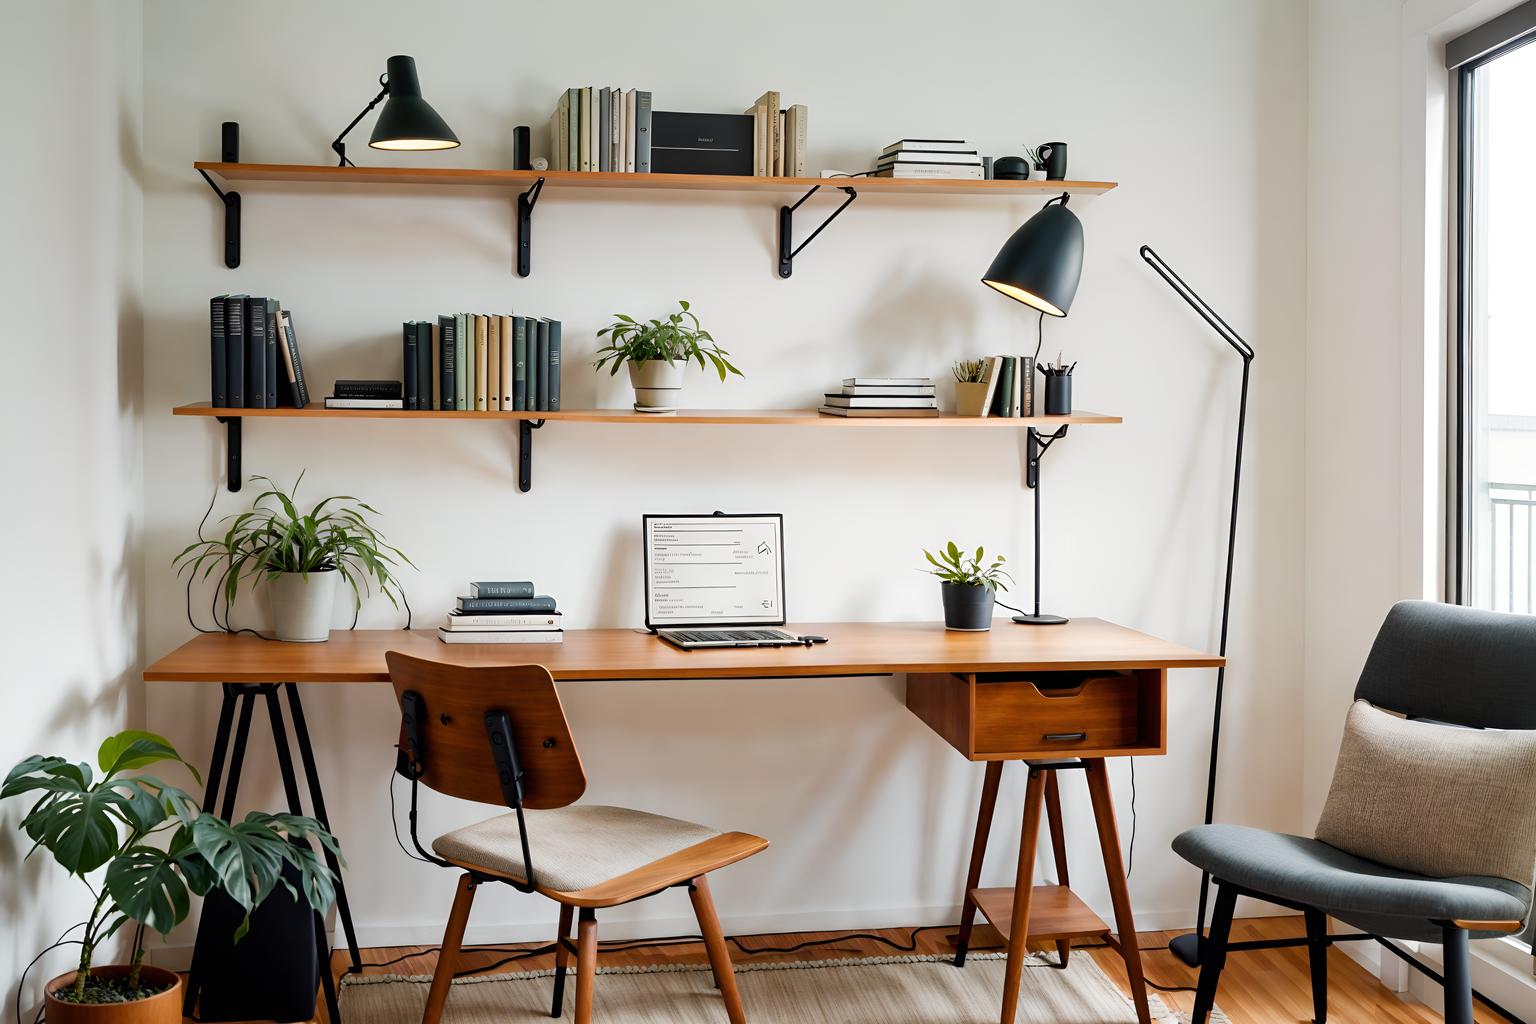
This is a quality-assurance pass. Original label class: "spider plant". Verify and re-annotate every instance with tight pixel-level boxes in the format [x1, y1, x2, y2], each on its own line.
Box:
[593, 300, 742, 381]
[173, 473, 412, 613]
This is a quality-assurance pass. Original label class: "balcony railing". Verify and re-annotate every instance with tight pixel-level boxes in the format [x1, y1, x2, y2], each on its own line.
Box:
[1490, 482, 1536, 614]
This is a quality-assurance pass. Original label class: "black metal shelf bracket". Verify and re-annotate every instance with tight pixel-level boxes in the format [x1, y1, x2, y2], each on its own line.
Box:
[778, 185, 857, 278]
[516, 177, 545, 277]
[199, 168, 241, 269]
[215, 416, 242, 492]
[518, 419, 546, 491]
[1026, 424, 1069, 489]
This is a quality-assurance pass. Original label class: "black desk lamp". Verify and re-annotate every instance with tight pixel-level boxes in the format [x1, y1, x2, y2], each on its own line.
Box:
[981, 194, 1084, 626]
[1139, 245, 1254, 968]
[332, 55, 459, 167]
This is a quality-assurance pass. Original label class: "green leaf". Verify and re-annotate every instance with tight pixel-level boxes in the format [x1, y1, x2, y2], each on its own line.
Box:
[23, 784, 132, 875]
[105, 847, 191, 935]
[98, 731, 197, 782]
[190, 815, 290, 911]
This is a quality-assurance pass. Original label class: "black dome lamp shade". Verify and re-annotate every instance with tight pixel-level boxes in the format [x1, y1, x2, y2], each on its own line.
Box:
[981, 194, 1084, 318]
[332, 56, 459, 167]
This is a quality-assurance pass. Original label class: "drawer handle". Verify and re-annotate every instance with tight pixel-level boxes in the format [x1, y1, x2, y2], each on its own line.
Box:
[1043, 732, 1087, 742]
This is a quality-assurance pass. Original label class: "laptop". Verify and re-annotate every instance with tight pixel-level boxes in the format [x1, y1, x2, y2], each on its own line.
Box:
[643, 513, 804, 649]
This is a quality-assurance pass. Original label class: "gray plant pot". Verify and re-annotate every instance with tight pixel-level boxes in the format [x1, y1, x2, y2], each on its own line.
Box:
[270, 569, 337, 643]
[940, 581, 995, 631]
[629, 360, 685, 412]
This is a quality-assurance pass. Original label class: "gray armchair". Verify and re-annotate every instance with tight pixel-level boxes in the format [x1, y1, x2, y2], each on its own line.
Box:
[1174, 600, 1536, 1024]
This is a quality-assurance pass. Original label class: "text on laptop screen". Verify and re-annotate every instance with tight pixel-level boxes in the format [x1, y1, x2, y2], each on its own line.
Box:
[644, 514, 785, 627]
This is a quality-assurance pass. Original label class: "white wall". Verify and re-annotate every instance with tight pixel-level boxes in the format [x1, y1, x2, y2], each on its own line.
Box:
[0, 0, 145, 1011]
[137, 0, 1309, 955]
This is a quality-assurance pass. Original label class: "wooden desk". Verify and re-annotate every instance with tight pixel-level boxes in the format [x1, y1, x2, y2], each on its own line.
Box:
[145, 619, 1219, 1024]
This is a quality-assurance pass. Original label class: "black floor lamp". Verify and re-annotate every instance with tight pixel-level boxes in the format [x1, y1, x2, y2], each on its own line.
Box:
[1139, 245, 1254, 968]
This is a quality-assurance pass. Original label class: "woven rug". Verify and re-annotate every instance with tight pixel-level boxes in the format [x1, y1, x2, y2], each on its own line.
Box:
[339, 951, 1228, 1023]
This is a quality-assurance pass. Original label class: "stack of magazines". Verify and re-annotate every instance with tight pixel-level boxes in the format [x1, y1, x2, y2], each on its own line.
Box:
[873, 140, 983, 179]
[819, 377, 938, 418]
[440, 581, 563, 644]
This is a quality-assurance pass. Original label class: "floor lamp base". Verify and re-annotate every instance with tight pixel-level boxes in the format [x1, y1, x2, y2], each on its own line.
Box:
[1168, 931, 1203, 967]
[1012, 613, 1069, 625]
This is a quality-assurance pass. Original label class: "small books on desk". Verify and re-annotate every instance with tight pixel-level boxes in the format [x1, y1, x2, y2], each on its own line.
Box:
[820, 377, 938, 418]
[441, 582, 563, 643]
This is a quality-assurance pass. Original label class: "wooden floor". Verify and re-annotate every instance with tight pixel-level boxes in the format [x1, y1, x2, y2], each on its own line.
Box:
[316, 915, 1493, 1023]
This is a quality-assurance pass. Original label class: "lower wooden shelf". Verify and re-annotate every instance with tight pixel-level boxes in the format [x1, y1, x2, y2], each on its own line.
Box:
[171, 403, 1120, 428]
[971, 885, 1111, 943]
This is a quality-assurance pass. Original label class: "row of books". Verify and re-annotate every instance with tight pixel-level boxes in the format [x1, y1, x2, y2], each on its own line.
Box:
[819, 377, 939, 418]
[208, 295, 309, 408]
[874, 139, 984, 180]
[550, 87, 653, 173]
[743, 90, 808, 178]
[973, 356, 1037, 417]
[439, 580, 563, 644]
[413, 314, 560, 413]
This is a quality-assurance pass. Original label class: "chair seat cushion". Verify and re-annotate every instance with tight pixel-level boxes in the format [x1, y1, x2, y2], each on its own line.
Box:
[433, 804, 721, 893]
[1173, 824, 1530, 937]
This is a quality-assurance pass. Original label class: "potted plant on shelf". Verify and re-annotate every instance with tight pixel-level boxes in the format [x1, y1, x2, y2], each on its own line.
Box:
[594, 299, 742, 412]
[952, 359, 990, 416]
[174, 473, 412, 642]
[921, 541, 1013, 631]
[3, 730, 340, 1024]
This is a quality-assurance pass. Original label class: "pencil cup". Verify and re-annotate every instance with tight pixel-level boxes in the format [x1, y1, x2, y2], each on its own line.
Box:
[1044, 375, 1072, 415]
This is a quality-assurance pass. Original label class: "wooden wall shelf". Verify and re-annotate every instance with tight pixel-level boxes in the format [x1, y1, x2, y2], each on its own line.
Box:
[194, 160, 1117, 277]
[174, 403, 1121, 495]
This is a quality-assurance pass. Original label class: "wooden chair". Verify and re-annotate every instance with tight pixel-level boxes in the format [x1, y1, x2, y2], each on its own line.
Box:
[385, 651, 768, 1024]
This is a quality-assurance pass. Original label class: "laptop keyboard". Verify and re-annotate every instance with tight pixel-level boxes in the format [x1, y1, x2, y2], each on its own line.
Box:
[668, 629, 796, 644]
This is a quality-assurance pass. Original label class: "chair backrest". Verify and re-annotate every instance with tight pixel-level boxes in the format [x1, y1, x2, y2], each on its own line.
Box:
[1354, 600, 1536, 729]
[385, 651, 587, 810]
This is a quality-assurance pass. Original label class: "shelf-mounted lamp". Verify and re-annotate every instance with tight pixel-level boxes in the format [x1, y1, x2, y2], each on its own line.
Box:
[980, 194, 1085, 626]
[332, 55, 459, 167]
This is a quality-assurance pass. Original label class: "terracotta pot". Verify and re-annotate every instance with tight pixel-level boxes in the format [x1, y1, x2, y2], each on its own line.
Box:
[45, 966, 183, 1024]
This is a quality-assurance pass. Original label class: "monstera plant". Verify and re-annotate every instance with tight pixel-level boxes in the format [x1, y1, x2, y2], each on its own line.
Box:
[3, 730, 341, 1011]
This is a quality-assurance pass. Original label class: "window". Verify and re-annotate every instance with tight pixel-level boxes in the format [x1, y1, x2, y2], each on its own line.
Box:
[1452, 8, 1536, 612]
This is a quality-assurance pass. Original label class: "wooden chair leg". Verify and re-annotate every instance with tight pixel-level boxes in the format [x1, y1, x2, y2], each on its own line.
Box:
[998, 768, 1047, 1024]
[690, 875, 748, 1024]
[955, 760, 1004, 967]
[1043, 769, 1072, 969]
[423, 874, 477, 1024]
[1441, 926, 1474, 1024]
[1191, 882, 1237, 1024]
[574, 908, 597, 1024]
[1083, 758, 1151, 1024]
[1303, 908, 1328, 1024]
[551, 903, 574, 1019]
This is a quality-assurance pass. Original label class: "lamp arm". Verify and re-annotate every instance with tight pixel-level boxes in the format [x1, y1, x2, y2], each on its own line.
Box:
[332, 76, 389, 167]
[1140, 244, 1254, 962]
[1140, 246, 1255, 361]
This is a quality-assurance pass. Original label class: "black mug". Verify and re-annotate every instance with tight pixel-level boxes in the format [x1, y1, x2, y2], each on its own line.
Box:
[1038, 142, 1068, 180]
[1044, 374, 1072, 415]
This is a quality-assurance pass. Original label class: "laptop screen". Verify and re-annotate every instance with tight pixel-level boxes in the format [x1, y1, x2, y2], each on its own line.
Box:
[643, 513, 786, 629]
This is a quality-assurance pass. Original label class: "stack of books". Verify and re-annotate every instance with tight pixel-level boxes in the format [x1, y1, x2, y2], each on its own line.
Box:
[743, 91, 808, 177]
[550, 88, 653, 173]
[440, 581, 563, 644]
[326, 380, 401, 409]
[400, 314, 562, 413]
[208, 295, 309, 409]
[819, 377, 939, 418]
[873, 140, 984, 180]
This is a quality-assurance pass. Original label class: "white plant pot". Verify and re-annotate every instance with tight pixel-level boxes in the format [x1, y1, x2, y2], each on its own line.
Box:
[954, 380, 991, 417]
[269, 569, 337, 643]
[628, 360, 685, 413]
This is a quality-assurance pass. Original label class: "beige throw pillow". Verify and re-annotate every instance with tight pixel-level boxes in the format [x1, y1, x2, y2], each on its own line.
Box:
[1315, 700, 1536, 884]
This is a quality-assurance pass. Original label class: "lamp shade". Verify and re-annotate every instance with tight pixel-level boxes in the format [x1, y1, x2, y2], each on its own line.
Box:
[981, 200, 1084, 317]
[369, 56, 459, 152]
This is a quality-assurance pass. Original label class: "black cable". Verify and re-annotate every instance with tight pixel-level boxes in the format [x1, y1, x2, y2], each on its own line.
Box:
[15, 926, 85, 1024]
[1126, 757, 1137, 878]
[388, 772, 435, 866]
[1033, 310, 1045, 367]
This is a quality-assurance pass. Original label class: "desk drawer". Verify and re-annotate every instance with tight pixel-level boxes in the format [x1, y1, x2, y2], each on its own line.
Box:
[907, 669, 1166, 761]
[974, 675, 1137, 754]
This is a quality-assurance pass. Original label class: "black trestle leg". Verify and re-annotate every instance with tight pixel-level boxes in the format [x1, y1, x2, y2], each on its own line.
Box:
[1191, 882, 1236, 1024]
[1441, 926, 1473, 1024]
[1303, 907, 1328, 1024]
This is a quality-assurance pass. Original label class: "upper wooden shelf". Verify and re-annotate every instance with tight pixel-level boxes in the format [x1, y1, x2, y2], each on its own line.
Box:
[173, 403, 1121, 428]
[194, 162, 1118, 198]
